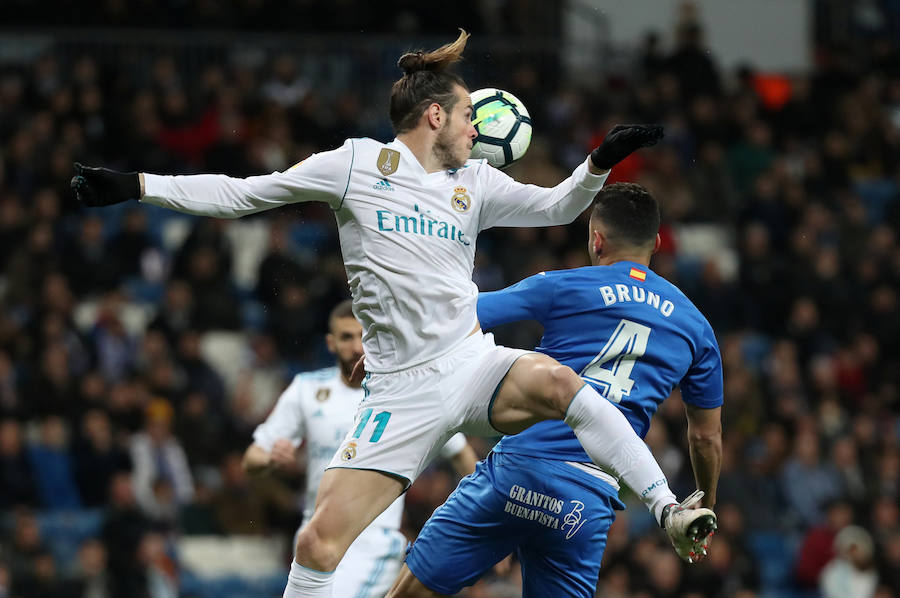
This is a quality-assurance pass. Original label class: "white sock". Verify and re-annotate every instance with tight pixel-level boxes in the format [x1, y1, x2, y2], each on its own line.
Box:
[283, 560, 334, 598]
[564, 384, 677, 524]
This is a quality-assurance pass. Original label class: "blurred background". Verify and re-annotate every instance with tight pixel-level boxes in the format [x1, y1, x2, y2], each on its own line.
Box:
[1, 1, 899, 597]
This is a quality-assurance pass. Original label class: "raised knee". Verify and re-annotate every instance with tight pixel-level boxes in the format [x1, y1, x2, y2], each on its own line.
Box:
[295, 525, 342, 572]
[544, 363, 582, 416]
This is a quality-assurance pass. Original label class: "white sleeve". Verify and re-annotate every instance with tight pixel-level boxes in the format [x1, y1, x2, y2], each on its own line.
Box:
[140, 139, 354, 217]
[251, 376, 307, 451]
[438, 432, 468, 459]
[477, 157, 608, 230]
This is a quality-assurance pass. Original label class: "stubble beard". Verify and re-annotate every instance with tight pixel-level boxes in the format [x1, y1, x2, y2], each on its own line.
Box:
[339, 355, 361, 381]
[434, 124, 466, 170]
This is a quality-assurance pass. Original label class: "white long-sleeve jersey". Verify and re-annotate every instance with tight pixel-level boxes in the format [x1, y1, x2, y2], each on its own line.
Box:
[251, 366, 468, 527]
[142, 138, 608, 372]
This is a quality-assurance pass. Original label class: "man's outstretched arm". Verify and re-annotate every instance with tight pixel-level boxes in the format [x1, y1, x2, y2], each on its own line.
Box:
[72, 140, 353, 216]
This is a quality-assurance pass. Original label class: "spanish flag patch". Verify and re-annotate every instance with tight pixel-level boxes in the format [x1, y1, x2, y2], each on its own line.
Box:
[629, 268, 647, 281]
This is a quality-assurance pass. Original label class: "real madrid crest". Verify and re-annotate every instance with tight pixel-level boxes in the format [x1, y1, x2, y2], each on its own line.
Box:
[451, 186, 471, 213]
[315, 387, 331, 403]
[341, 441, 358, 461]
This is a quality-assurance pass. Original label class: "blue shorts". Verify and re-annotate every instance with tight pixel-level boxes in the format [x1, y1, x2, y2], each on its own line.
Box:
[406, 451, 625, 597]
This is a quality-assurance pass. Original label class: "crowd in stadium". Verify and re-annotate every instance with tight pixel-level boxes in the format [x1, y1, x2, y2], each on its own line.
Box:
[1, 6, 900, 598]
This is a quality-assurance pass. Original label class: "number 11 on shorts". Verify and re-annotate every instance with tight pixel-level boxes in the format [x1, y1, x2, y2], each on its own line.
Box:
[352, 408, 392, 443]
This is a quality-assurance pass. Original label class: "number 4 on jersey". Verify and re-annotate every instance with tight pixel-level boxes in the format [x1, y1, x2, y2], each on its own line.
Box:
[580, 319, 651, 403]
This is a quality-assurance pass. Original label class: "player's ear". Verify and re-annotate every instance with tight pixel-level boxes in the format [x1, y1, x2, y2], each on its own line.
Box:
[592, 230, 604, 256]
[325, 332, 336, 354]
[652, 233, 661, 255]
[426, 102, 442, 129]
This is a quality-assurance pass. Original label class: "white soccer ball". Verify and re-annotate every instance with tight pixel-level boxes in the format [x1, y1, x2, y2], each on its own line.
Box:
[469, 88, 532, 169]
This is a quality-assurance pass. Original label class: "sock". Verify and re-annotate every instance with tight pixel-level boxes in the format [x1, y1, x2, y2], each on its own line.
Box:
[283, 560, 334, 598]
[564, 384, 677, 524]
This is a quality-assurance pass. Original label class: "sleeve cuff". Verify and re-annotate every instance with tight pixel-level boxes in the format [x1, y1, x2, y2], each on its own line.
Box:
[579, 158, 610, 191]
[139, 173, 169, 205]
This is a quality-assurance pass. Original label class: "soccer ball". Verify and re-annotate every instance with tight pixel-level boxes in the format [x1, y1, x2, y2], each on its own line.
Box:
[469, 88, 532, 169]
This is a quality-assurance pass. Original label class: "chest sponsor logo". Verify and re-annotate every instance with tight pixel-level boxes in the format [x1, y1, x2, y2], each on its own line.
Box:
[451, 186, 471, 212]
[377, 148, 400, 176]
[315, 387, 331, 402]
[376, 204, 471, 246]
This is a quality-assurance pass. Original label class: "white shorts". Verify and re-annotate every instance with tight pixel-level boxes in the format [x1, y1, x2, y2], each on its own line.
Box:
[327, 330, 529, 485]
[293, 524, 406, 598]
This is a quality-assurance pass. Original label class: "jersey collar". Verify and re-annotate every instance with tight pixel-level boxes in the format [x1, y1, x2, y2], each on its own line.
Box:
[390, 138, 428, 177]
[390, 138, 453, 180]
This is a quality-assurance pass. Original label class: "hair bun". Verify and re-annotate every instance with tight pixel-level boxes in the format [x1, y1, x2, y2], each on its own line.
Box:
[398, 51, 427, 74]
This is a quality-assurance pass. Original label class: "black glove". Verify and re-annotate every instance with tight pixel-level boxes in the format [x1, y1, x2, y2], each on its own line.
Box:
[590, 124, 664, 171]
[71, 162, 141, 207]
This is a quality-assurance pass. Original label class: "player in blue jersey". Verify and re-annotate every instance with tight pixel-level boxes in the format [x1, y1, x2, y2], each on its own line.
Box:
[388, 182, 724, 597]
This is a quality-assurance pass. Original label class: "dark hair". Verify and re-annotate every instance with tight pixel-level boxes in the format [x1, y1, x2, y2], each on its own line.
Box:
[389, 29, 470, 134]
[329, 299, 355, 328]
[590, 183, 660, 248]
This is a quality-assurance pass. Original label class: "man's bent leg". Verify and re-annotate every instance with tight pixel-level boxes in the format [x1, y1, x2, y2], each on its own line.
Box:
[387, 565, 447, 598]
[285, 468, 404, 598]
[489, 353, 677, 524]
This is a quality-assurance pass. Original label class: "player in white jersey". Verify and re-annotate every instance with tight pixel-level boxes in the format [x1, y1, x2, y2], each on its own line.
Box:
[242, 301, 476, 598]
[72, 30, 715, 598]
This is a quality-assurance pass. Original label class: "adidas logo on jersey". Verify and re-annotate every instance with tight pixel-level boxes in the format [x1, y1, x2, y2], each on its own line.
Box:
[373, 178, 395, 192]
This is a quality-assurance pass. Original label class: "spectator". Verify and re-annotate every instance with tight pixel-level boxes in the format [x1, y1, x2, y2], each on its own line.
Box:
[92, 300, 138, 383]
[101, 472, 154, 598]
[821, 525, 878, 598]
[24, 341, 80, 423]
[174, 330, 225, 407]
[129, 399, 194, 518]
[147, 281, 195, 347]
[73, 409, 132, 507]
[795, 499, 855, 588]
[173, 390, 229, 469]
[0, 419, 36, 508]
[781, 429, 843, 529]
[73, 538, 114, 598]
[5, 510, 48, 590]
[26, 415, 81, 510]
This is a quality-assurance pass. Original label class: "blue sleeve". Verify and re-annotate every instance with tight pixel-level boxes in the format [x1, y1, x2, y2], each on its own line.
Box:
[679, 321, 724, 408]
[477, 273, 556, 329]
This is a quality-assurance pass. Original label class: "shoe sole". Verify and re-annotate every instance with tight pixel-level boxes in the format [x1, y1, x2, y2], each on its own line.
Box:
[686, 513, 717, 541]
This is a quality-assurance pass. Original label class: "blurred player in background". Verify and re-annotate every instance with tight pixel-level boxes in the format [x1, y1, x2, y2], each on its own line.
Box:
[390, 183, 723, 598]
[72, 30, 714, 598]
[242, 300, 476, 598]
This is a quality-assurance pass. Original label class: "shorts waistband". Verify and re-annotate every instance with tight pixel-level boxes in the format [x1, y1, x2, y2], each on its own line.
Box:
[565, 461, 621, 492]
[370, 329, 488, 377]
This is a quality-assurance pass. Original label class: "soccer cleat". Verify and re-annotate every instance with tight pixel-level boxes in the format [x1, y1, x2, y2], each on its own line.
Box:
[662, 490, 717, 564]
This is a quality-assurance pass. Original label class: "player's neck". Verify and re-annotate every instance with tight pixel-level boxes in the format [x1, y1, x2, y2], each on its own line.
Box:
[396, 132, 443, 174]
[592, 253, 651, 267]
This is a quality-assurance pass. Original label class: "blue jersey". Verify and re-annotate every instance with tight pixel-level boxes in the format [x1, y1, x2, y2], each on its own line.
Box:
[480, 261, 723, 462]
